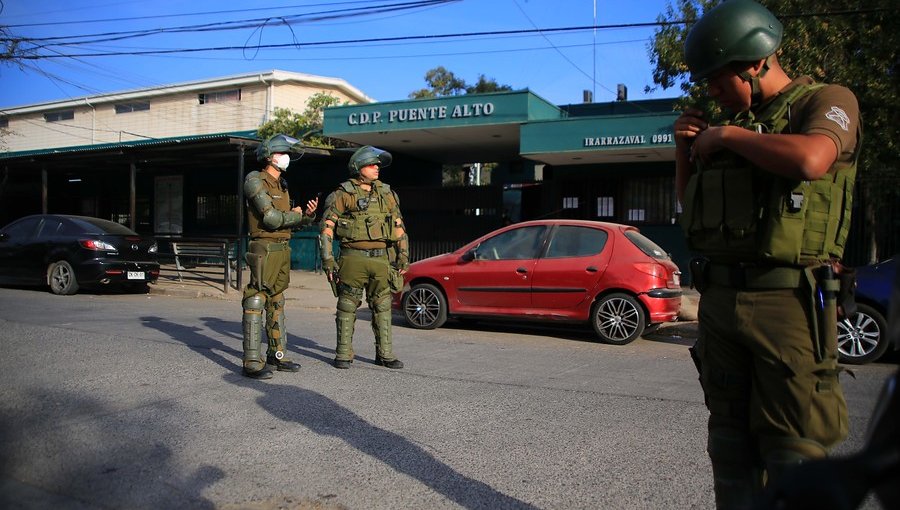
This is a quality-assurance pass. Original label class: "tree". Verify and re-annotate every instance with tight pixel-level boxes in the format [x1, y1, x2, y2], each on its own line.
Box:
[647, 0, 899, 262]
[466, 74, 513, 94]
[256, 92, 349, 148]
[409, 66, 511, 99]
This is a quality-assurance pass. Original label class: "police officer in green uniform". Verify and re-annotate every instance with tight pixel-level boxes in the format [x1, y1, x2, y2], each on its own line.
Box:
[241, 134, 319, 380]
[674, 1, 861, 507]
[319, 145, 409, 369]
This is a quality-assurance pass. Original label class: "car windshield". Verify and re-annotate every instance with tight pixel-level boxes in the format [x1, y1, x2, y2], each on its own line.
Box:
[624, 230, 670, 260]
[68, 216, 138, 235]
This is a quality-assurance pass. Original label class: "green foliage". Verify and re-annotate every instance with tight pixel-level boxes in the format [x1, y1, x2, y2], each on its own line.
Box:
[647, 0, 899, 205]
[409, 66, 512, 99]
[256, 92, 349, 148]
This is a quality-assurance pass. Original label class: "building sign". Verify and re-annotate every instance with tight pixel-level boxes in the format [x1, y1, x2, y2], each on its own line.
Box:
[347, 102, 496, 126]
[583, 132, 673, 147]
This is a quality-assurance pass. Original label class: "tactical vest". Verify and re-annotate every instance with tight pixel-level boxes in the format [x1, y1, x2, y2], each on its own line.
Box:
[679, 83, 858, 265]
[333, 180, 400, 243]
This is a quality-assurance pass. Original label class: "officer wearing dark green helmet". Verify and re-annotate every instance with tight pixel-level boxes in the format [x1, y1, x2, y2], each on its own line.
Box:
[319, 145, 408, 370]
[241, 134, 319, 379]
[674, 1, 861, 507]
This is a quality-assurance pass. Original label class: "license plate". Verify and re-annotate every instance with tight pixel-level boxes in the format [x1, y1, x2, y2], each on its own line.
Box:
[127, 271, 145, 280]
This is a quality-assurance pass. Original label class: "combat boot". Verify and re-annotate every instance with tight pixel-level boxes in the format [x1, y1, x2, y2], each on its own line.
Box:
[333, 358, 352, 369]
[375, 355, 404, 369]
[266, 355, 301, 372]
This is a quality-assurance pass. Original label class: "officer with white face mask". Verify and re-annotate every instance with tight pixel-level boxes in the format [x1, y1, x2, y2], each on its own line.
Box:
[241, 134, 319, 379]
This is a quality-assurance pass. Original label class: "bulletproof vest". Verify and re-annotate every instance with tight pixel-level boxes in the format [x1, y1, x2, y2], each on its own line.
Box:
[333, 180, 400, 243]
[679, 83, 858, 265]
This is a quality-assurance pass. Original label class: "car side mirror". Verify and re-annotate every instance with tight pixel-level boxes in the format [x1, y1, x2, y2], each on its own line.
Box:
[460, 249, 476, 262]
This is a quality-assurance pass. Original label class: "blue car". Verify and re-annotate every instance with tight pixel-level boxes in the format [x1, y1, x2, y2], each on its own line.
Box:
[837, 257, 896, 364]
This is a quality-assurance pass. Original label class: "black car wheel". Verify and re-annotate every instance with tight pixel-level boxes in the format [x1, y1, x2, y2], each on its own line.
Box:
[48, 261, 79, 295]
[591, 293, 646, 345]
[402, 283, 447, 329]
[837, 303, 888, 365]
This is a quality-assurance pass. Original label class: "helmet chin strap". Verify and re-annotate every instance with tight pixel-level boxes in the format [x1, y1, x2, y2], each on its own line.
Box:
[738, 55, 773, 109]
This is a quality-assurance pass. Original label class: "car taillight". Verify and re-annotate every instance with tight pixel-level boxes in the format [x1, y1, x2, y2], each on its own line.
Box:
[669, 271, 682, 289]
[633, 263, 666, 279]
[80, 239, 117, 251]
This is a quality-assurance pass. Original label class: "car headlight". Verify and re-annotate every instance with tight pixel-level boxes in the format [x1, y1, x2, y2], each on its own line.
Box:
[148, 242, 158, 253]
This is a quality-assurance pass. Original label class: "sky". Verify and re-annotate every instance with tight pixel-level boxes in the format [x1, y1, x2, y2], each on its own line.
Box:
[0, 0, 684, 110]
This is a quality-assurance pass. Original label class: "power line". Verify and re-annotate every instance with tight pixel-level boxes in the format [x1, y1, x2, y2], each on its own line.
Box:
[3, 0, 399, 28]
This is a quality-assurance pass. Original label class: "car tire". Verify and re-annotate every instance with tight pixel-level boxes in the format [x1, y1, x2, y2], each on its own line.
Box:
[402, 283, 448, 330]
[837, 303, 889, 365]
[591, 293, 646, 345]
[48, 261, 79, 295]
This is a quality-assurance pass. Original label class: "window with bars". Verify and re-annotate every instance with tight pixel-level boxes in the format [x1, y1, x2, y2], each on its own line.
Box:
[198, 89, 241, 105]
[621, 176, 677, 224]
[114, 102, 150, 114]
[44, 110, 74, 122]
[196, 194, 239, 227]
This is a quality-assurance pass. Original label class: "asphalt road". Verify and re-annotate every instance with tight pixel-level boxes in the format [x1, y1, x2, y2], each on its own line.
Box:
[0, 286, 894, 510]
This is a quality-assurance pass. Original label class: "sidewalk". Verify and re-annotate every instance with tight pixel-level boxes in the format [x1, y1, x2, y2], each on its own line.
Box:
[148, 264, 700, 320]
[148, 265, 337, 310]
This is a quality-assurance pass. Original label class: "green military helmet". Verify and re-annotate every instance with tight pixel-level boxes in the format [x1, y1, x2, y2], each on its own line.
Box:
[684, 0, 783, 81]
[348, 145, 392, 176]
[256, 134, 303, 161]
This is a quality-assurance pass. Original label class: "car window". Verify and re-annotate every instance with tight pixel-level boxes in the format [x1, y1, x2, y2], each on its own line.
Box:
[36, 218, 64, 238]
[474, 225, 546, 260]
[69, 216, 136, 235]
[624, 230, 670, 260]
[1, 217, 41, 241]
[545, 225, 609, 258]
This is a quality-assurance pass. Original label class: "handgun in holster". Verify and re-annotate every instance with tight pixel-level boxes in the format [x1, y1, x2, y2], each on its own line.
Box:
[328, 270, 339, 298]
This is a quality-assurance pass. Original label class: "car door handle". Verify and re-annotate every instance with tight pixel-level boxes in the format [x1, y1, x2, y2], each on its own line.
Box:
[586, 266, 598, 272]
[516, 267, 528, 274]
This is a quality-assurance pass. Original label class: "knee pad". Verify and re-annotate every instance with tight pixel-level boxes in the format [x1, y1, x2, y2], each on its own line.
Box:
[337, 287, 363, 313]
[243, 294, 265, 312]
[370, 293, 392, 313]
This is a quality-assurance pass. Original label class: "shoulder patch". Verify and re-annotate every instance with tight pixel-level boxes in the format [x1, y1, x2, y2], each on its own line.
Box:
[825, 106, 851, 132]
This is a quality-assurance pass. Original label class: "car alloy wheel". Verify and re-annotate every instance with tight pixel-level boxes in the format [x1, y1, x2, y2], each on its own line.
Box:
[48, 260, 79, 295]
[591, 293, 646, 345]
[402, 283, 447, 329]
[837, 303, 888, 365]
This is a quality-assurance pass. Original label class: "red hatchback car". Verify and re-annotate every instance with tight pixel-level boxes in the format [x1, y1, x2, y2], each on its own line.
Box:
[394, 219, 682, 344]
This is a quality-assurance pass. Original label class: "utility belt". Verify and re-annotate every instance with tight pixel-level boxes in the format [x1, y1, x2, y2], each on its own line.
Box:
[341, 246, 387, 258]
[250, 239, 290, 252]
[691, 257, 856, 363]
[702, 262, 805, 290]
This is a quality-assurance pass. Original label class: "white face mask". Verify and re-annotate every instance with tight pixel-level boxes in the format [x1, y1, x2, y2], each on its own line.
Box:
[272, 154, 291, 171]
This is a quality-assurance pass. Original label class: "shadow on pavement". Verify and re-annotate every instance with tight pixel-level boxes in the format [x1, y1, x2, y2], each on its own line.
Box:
[236, 377, 540, 510]
[137, 316, 538, 509]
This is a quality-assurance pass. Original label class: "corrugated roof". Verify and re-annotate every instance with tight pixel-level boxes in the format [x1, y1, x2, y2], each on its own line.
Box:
[0, 130, 259, 160]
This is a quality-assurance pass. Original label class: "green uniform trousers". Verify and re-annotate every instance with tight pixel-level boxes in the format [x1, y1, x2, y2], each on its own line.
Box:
[243, 240, 292, 367]
[694, 284, 849, 484]
[334, 250, 396, 361]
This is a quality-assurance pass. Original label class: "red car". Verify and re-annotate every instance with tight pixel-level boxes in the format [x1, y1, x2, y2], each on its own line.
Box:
[394, 220, 682, 344]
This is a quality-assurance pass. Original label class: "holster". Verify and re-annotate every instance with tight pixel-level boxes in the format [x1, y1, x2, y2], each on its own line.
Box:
[807, 265, 840, 363]
[690, 257, 710, 294]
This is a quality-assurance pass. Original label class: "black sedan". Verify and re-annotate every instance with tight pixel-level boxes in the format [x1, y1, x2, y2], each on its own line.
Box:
[0, 214, 159, 295]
